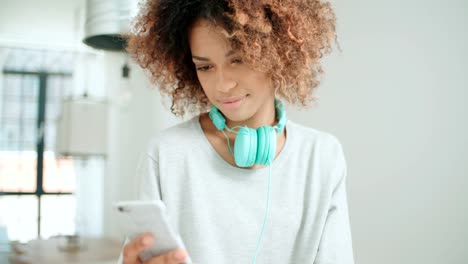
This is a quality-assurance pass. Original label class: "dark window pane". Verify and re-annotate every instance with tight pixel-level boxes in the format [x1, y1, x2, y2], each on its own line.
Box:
[2, 99, 22, 119]
[22, 123, 37, 150]
[22, 76, 40, 98]
[0, 122, 20, 150]
[2, 75, 21, 97]
[23, 101, 38, 119]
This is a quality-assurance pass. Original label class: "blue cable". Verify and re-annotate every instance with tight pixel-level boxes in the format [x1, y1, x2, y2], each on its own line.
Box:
[220, 126, 274, 263]
[252, 163, 273, 264]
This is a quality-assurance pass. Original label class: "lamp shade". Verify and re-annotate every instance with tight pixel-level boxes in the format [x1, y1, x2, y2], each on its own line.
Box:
[56, 99, 108, 156]
[83, 0, 138, 51]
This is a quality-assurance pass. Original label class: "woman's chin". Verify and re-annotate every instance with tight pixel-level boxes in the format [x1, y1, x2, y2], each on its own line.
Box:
[221, 110, 252, 124]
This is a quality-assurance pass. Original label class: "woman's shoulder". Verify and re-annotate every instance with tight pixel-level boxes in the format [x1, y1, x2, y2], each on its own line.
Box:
[288, 120, 343, 151]
[287, 120, 346, 174]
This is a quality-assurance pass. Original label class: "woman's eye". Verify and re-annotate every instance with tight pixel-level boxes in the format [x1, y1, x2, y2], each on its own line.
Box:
[232, 58, 242, 64]
[197, 65, 211, 71]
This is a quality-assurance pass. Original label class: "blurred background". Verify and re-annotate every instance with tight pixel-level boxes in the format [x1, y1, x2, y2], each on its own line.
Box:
[0, 0, 466, 263]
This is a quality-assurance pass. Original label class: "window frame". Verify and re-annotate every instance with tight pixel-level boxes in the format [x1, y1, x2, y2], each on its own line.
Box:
[0, 68, 73, 238]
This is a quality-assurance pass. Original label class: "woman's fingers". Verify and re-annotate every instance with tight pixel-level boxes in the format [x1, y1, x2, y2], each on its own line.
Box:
[144, 248, 188, 264]
[123, 233, 155, 264]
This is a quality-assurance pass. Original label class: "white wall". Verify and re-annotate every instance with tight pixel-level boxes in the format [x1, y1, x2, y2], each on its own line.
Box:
[0, 0, 84, 50]
[287, 1, 468, 263]
[2, 0, 467, 263]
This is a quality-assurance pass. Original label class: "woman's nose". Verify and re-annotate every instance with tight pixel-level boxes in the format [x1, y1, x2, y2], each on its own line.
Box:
[216, 69, 237, 93]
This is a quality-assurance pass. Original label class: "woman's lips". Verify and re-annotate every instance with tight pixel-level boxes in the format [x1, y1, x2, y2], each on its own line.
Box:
[220, 96, 246, 110]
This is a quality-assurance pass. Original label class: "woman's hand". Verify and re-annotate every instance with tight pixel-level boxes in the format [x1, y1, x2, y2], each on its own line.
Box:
[123, 233, 188, 264]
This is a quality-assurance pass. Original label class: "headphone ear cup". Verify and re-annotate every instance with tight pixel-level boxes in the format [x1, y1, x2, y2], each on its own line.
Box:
[209, 107, 226, 130]
[234, 127, 257, 167]
[266, 127, 277, 164]
[256, 126, 277, 165]
[256, 126, 267, 165]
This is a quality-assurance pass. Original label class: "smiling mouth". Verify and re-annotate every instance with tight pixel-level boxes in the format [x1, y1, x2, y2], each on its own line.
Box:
[219, 95, 247, 104]
[219, 95, 247, 110]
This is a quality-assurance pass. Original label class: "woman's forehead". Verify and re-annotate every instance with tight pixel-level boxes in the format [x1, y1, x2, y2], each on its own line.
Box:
[189, 20, 232, 51]
[190, 19, 227, 39]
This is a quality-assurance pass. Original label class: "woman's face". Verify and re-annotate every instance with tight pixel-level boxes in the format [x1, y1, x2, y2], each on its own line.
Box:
[189, 19, 275, 123]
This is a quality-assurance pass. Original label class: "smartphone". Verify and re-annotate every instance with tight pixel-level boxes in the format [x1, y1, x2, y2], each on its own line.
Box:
[114, 200, 192, 263]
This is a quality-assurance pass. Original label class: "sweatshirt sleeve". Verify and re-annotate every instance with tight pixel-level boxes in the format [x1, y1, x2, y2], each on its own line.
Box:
[135, 150, 163, 201]
[314, 140, 355, 264]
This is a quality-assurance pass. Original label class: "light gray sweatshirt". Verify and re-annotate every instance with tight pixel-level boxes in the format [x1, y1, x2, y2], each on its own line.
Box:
[119, 116, 354, 264]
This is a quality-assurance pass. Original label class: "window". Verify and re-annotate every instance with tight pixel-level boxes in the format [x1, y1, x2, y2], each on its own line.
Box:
[0, 47, 77, 241]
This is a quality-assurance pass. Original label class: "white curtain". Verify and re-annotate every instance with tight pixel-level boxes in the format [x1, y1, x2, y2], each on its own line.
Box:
[73, 157, 105, 237]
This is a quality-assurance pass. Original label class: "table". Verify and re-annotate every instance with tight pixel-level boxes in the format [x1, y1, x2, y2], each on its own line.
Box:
[8, 236, 123, 264]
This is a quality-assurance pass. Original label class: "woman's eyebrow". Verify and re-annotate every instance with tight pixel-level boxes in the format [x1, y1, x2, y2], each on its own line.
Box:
[225, 50, 236, 57]
[192, 55, 209, 61]
[192, 50, 237, 61]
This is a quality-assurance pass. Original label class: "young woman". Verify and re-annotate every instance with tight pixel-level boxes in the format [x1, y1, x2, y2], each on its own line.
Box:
[120, 0, 354, 263]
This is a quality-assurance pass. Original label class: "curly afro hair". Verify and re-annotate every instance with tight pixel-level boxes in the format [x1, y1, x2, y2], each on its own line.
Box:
[126, 0, 338, 117]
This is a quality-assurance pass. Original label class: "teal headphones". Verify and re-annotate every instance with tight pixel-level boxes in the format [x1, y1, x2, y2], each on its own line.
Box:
[208, 98, 287, 167]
